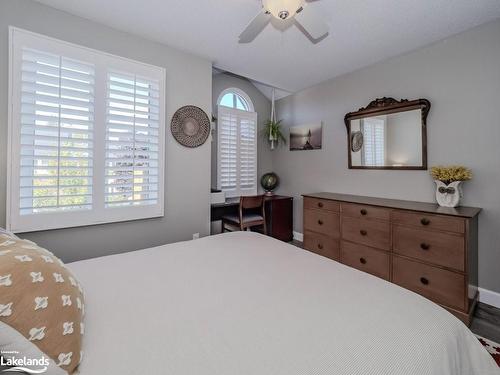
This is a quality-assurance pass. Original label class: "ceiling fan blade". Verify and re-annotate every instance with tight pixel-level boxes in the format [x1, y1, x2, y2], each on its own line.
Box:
[295, 4, 329, 40]
[239, 11, 272, 43]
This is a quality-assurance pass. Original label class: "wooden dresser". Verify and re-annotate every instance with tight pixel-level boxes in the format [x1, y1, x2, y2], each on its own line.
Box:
[302, 192, 481, 325]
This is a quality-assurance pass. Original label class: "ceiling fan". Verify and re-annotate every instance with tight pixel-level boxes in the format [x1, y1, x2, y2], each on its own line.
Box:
[239, 0, 329, 44]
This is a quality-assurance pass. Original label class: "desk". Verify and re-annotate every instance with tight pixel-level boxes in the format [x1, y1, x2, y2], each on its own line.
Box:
[211, 195, 293, 242]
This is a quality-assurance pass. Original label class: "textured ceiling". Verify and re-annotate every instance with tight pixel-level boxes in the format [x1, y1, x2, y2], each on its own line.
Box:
[33, 0, 500, 93]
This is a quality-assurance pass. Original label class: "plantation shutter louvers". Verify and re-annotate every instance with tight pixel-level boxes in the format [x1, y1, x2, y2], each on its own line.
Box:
[19, 47, 95, 215]
[105, 72, 160, 207]
[217, 105, 257, 197]
[363, 117, 386, 167]
[239, 115, 257, 190]
[218, 110, 238, 192]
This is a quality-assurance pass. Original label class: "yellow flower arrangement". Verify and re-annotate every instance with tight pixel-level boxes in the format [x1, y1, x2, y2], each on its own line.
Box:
[430, 166, 472, 185]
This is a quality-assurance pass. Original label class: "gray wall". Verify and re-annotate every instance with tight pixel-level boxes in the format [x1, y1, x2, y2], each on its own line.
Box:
[212, 73, 273, 191]
[274, 20, 500, 293]
[0, 0, 213, 262]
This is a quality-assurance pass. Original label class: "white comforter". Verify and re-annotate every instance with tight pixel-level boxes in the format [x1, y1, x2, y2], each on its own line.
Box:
[68, 232, 499, 375]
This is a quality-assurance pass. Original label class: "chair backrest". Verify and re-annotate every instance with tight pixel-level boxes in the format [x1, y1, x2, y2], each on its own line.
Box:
[238, 195, 266, 230]
[239, 195, 265, 210]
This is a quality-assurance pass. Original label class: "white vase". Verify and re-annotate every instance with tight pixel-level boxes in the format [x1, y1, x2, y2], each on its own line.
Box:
[435, 180, 463, 208]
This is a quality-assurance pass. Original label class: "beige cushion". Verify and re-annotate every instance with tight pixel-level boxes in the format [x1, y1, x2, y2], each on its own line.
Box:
[0, 234, 84, 374]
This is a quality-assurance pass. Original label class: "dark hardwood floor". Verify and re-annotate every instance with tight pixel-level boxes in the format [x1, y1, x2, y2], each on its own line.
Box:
[291, 240, 500, 343]
[471, 303, 500, 342]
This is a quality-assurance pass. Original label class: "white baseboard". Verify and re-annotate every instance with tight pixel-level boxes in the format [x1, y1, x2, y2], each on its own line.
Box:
[478, 287, 500, 309]
[293, 231, 303, 242]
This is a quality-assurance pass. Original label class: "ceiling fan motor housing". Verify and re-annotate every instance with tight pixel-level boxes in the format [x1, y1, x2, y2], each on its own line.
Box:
[278, 10, 290, 19]
[263, 0, 304, 20]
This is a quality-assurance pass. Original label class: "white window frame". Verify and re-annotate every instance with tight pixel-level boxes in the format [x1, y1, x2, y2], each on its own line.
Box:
[216, 89, 257, 198]
[7, 27, 166, 233]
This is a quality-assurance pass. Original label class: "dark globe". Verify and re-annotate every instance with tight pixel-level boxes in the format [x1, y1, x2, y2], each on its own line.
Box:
[260, 172, 279, 194]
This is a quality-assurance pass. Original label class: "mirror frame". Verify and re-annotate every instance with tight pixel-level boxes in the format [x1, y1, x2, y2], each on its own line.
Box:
[344, 97, 431, 170]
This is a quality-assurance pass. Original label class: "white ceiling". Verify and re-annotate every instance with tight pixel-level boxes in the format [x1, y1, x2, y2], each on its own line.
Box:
[34, 0, 500, 93]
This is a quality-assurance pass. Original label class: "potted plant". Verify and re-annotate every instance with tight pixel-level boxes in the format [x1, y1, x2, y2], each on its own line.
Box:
[262, 119, 286, 150]
[430, 166, 472, 207]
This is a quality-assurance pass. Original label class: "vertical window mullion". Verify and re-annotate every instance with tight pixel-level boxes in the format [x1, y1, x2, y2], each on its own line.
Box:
[132, 75, 137, 202]
[92, 63, 107, 216]
[56, 56, 63, 209]
[236, 115, 241, 196]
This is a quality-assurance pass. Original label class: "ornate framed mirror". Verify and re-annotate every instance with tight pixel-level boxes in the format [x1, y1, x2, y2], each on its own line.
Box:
[344, 97, 430, 170]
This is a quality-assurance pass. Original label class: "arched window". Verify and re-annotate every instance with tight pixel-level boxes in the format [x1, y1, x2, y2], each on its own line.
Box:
[218, 88, 254, 112]
[217, 88, 257, 197]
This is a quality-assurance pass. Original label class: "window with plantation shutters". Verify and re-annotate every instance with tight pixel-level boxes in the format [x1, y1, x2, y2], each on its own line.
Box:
[8, 28, 165, 232]
[217, 89, 257, 198]
[362, 116, 386, 167]
[19, 48, 95, 216]
[105, 72, 160, 208]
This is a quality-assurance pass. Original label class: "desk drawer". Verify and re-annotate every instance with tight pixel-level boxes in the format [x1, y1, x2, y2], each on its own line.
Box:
[392, 211, 465, 234]
[304, 231, 340, 261]
[341, 216, 391, 250]
[341, 203, 391, 221]
[393, 256, 465, 311]
[341, 241, 390, 280]
[304, 197, 339, 212]
[304, 209, 340, 237]
[393, 226, 465, 271]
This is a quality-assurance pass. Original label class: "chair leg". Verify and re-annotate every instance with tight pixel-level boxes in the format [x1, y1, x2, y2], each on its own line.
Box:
[221, 220, 225, 233]
[263, 220, 267, 236]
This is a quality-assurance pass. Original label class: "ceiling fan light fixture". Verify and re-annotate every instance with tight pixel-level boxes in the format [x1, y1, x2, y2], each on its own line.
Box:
[263, 0, 303, 20]
[278, 10, 290, 20]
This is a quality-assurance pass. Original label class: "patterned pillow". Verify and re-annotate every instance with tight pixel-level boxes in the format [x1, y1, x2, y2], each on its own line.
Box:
[0, 235, 84, 374]
[0, 227, 19, 239]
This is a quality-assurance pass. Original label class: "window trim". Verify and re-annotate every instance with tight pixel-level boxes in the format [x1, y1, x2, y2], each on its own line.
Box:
[217, 88, 255, 112]
[7, 27, 166, 233]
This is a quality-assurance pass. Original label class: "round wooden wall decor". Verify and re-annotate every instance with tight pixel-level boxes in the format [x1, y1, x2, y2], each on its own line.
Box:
[171, 105, 210, 148]
[351, 131, 364, 152]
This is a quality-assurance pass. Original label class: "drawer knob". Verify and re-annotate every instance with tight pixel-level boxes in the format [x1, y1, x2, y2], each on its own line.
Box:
[359, 257, 367, 264]
[317, 243, 324, 250]
[420, 277, 429, 285]
[420, 218, 431, 226]
[420, 243, 430, 250]
[360, 230, 368, 236]
[360, 209, 368, 216]
[318, 219, 324, 226]
[318, 202, 324, 208]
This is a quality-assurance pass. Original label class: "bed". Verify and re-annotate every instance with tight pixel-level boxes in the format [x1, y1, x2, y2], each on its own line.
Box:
[67, 232, 499, 375]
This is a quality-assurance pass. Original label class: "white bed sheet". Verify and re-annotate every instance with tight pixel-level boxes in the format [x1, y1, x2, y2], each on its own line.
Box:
[68, 232, 499, 375]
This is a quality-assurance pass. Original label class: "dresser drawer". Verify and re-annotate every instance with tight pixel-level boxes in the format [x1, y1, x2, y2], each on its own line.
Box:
[341, 203, 391, 221]
[393, 256, 465, 311]
[304, 197, 340, 212]
[304, 231, 340, 261]
[393, 226, 465, 271]
[341, 241, 390, 280]
[392, 211, 465, 234]
[341, 216, 391, 250]
[304, 209, 340, 237]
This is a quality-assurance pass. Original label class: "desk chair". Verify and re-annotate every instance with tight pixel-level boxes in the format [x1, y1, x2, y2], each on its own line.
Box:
[221, 195, 267, 235]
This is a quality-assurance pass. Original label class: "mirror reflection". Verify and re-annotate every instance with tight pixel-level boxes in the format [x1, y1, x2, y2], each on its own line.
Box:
[349, 109, 423, 168]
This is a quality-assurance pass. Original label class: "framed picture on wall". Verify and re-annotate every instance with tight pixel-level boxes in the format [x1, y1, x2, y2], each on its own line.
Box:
[290, 123, 322, 151]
